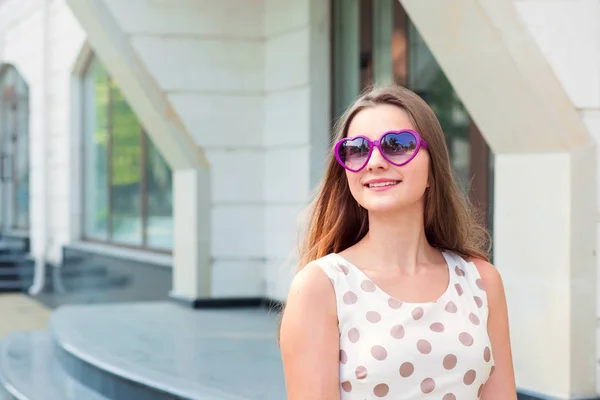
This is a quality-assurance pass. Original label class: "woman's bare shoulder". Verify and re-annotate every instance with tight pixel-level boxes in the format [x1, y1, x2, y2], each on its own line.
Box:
[284, 262, 336, 313]
[469, 258, 505, 305]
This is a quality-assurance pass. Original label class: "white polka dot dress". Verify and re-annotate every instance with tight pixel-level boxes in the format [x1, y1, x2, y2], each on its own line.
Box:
[317, 251, 495, 399]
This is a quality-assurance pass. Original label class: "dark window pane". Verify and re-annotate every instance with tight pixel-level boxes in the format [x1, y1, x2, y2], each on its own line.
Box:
[110, 81, 142, 246]
[332, 0, 361, 121]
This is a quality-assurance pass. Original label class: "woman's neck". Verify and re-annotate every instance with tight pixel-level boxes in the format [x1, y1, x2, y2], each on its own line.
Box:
[357, 203, 438, 274]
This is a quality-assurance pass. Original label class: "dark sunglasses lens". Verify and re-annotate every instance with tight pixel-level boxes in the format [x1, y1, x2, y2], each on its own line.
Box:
[380, 132, 418, 165]
[338, 137, 370, 170]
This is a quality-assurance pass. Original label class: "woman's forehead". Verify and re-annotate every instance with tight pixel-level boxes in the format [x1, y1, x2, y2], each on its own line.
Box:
[347, 105, 414, 139]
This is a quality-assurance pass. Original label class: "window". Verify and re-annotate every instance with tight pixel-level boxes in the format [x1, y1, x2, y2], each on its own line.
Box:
[331, 0, 493, 229]
[82, 56, 173, 251]
[0, 66, 29, 232]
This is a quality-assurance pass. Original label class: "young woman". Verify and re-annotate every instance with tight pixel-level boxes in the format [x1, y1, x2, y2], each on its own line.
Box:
[279, 86, 516, 399]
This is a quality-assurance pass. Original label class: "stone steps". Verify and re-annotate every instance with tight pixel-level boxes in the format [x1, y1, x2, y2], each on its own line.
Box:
[0, 331, 109, 400]
[0, 302, 286, 400]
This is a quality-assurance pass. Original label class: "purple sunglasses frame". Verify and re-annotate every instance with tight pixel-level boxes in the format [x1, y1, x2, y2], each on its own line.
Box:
[334, 129, 429, 172]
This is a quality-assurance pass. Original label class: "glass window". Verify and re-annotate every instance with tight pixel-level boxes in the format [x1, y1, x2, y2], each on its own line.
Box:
[406, 20, 472, 190]
[82, 56, 173, 251]
[110, 82, 143, 246]
[145, 138, 173, 250]
[83, 58, 109, 240]
[0, 66, 30, 232]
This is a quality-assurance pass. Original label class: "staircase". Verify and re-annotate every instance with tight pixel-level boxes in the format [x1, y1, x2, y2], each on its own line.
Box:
[0, 235, 131, 298]
[0, 302, 286, 400]
[0, 236, 34, 293]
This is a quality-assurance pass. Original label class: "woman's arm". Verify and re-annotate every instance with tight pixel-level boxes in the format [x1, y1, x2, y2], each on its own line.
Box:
[472, 258, 518, 399]
[279, 263, 340, 400]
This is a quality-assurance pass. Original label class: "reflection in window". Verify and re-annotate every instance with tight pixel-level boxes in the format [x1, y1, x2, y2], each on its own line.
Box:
[145, 138, 172, 250]
[110, 82, 142, 245]
[82, 56, 173, 250]
[406, 20, 471, 191]
[83, 59, 109, 240]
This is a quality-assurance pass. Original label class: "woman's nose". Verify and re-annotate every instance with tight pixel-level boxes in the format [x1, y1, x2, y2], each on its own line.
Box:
[366, 146, 388, 171]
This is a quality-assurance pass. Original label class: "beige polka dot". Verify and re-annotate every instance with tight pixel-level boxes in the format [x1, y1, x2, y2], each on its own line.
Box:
[443, 394, 456, 400]
[417, 339, 432, 354]
[348, 328, 360, 343]
[390, 324, 405, 339]
[484, 347, 491, 362]
[443, 354, 457, 370]
[464, 369, 477, 385]
[371, 345, 387, 360]
[459, 332, 474, 346]
[361, 280, 376, 292]
[421, 378, 435, 394]
[388, 298, 403, 309]
[469, 313, 480, 325]
[455, 283, 464, 296]
[455, 266, 465, 276]
[399, 362, 414, 377]
[341, 381, 352, 392]
[337, 264, 349, 275]
[355, 366, 367, 379]
[339, 349, 347, 364]
[343, 291, 358, 305]
[430, 322, 445, 332]
[490, 365, 496, 376]
[412, 307, 424, 320]
[445, 301, 458, 313]
[474, 296, 483, 308]
[478, 384, 484, 397]
[366, 311, 381, 323]
[373, 383, 389, 397]
[476, 278, 485, 291]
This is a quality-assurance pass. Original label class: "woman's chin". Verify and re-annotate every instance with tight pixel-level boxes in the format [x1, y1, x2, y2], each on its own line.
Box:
[360, 197, 423, 214]
[361, 200, 407, 214]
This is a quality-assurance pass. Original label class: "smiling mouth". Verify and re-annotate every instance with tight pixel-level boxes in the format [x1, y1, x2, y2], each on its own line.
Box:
[365, 180, 401, 188]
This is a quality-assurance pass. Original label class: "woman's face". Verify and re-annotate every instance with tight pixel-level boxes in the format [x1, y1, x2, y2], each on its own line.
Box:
[344, 104, 430, 214]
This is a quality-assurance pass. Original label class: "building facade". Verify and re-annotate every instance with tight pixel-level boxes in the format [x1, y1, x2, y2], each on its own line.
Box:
[0, 0, 597, 398]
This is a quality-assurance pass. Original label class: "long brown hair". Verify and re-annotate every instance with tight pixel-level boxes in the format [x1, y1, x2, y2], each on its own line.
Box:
[297, 85, 490, 269]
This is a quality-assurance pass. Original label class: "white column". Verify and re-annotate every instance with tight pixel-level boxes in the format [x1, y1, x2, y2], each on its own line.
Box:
[171, 169, 211, 300]
[494, 150, 596, 397]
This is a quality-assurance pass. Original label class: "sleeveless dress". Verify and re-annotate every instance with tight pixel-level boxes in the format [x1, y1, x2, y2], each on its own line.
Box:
[315, 250, 495, 399]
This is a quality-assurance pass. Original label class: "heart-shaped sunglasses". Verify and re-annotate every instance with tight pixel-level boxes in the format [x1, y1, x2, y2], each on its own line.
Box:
[334, 129, 429, 172]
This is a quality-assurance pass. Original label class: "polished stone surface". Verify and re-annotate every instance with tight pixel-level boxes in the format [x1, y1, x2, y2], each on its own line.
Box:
[36, 247, 171, 309]
[0, 330, 109, 400]
[51, 302, 286, 400]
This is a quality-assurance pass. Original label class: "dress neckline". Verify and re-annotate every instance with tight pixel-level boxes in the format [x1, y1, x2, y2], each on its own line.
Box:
[330, 250, 456, 305]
